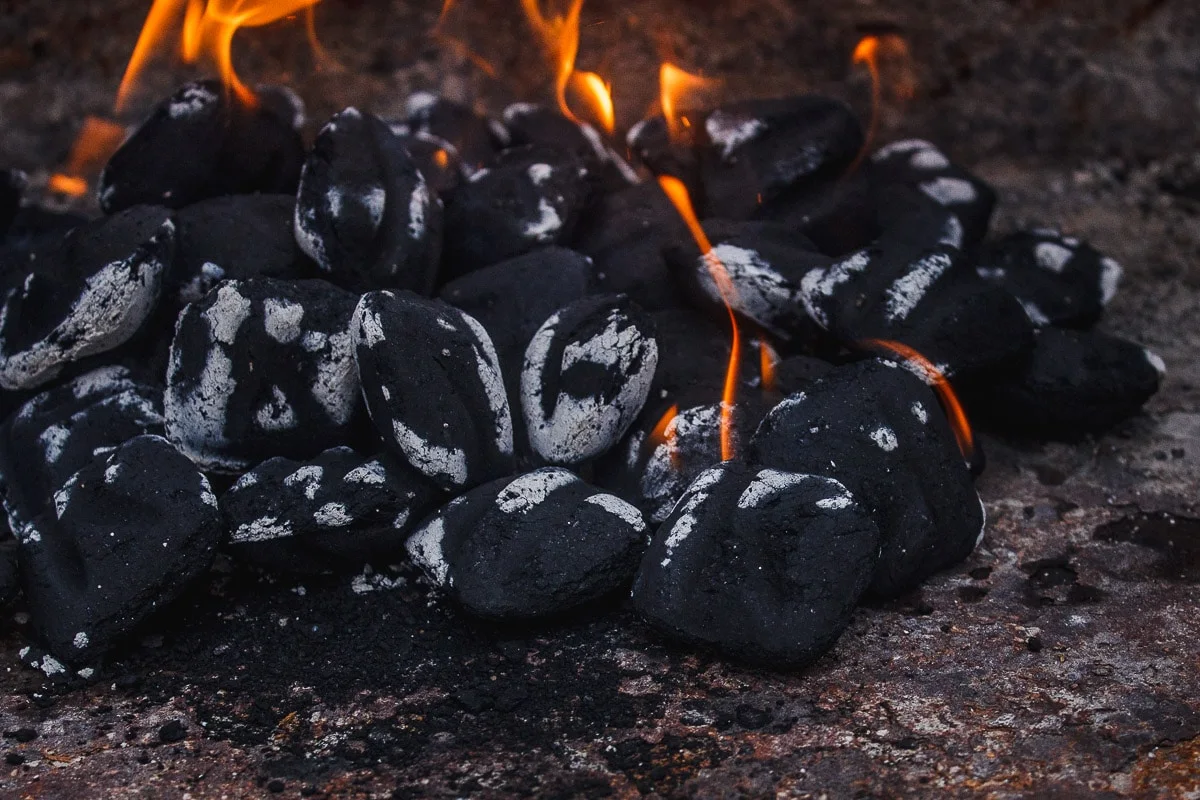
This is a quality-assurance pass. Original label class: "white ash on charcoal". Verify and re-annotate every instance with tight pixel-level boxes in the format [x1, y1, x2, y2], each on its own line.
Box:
[503, 102, 637, 191]
[294, 107, 443, 293]
[351, 290, 514, 491]
[222, 446, 440, 574]
[98, 80, 304, 213]
[0, 206, 175, 391]
[390, 129, 466, 195]
[18, 434, 222, 664]
[870, 139, 997, 253]
[0, 169, 24, 239]
[664, 219, 832, 342]
[750, 359, 984, 598]
[798, 223, 1036, 381]
[698, 96, 864, 221]
[440, 144, 591, 281]
[439, 246, 592, 449]
[966, 328, 1164, 438]
[571, 181, 693, 312]
[631, 462, 880, 668]
[975, 229, 1123, 328]
[0, 365, 163, 543]
[171, 194, 311, 308]
[400, 92, 506, 176]
[406, 467, 648, 621]
[164, 278, 362, 472]
[521, 294, 658, 465]
[601, 400, 769, 525]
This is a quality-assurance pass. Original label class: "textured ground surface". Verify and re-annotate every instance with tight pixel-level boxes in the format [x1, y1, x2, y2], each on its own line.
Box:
[1, 0, 1199, 797]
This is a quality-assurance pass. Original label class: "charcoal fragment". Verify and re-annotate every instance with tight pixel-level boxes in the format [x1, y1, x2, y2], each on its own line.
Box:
[164, 278, 362, 472]
[407, 468, 648, 620]
[571, 181, 691, 311]
[99, 80, 304, 212]
[0, 207, 174, 390]
[966, 328, 1163, 437]
[751, 359, 984, 597]
[172, 194, 309, 305]
[665, 219, 831, 342]
[352, 290, 514, 490]
[631, 461, 880, 668]
[870, 139, 996, 253]
[700, 96, 864, 220]
[521, 295, 658, 465]
[294, 107, 443, 292]
[976, 229, 1123, 328]
[223, 447, 440, 573]
[440, 144, 590, 281]
[18, 435, 221, 663]
[0, 366, 163, 542]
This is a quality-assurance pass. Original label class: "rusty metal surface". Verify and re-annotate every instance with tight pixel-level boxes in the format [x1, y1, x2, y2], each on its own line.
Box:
[1, 0, 1199, 796]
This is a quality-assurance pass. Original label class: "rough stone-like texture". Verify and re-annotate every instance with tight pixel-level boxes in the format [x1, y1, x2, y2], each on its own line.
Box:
[1, 0, 1199, 796]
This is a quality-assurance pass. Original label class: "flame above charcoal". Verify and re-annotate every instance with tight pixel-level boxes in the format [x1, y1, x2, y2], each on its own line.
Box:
[659, 62, 720, 142]
[849, 33, 916, 173]
[657, 175, 741, 462]
[117, 0, 323, 112]
[47, 117, 127, 198]
[758, 339, 779, 393]
[861, 338, 976, 462]
[518, 0, 615, 134]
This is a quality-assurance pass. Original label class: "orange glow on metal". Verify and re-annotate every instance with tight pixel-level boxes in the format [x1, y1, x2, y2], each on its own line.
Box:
[48, 116, 127, 198]
[759, 339, 779, 393]
[659, 62, 719, 143]
[862, 338, 976, 462]
[658, 174, 741, 462]
[117, 0, 322, 113]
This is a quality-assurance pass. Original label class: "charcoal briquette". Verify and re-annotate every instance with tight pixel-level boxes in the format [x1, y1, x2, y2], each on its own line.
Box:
[391, 129, 466, 195]
[406, 467, 648, 620]
[164, 278, 362, 472]
[352, 290, 514, 490]
[294, 107, 443, 292]
[440, 144, 590, 281]
[223, 446, 440, 573]
[630, 461, 880, 668]
[98, 80, 304, 213]
[0, 206, 174, 390]
[966, 327, 1164, 437]
[625, 114, 700, 185]
[521, 294, 658, 465]
[402, 91, 505, 175]
[750, 359, 985, 597]
[700, 96, 864, 221]
[18, 434, 222, 664]
[0, 365, 163, 543]
[503, 102, 637, 191]
[664, 219, 831, 342]
[976, 229, 1123, 328]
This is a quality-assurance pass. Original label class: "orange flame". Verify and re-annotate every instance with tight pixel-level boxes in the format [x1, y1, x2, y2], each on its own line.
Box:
[758, 339, 779, 393]
[649, 404, 681, 470]
[850, 33, 916, 171]
[658, 175, 741, 462]
[519, 0, 613, 133]
[48, 117, 127, 198]
[861, 338, 975, 462]
[432, 0, 498, 77]
[659, 62, 719, 143]
[571, 71, 615, 135]
[117, 0, 323, 113]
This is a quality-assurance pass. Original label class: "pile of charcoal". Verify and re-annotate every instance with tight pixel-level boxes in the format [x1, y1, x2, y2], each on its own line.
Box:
[0, 79, 1163, 676]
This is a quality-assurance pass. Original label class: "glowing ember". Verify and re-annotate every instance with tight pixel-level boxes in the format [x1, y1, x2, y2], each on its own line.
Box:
[48, 117, 127, 198]
[758, 339, 779, 393]
[432, 0, 499, 77]
[117, 0, 323, 112]
[657, 175, 741, 462]
[659, 62, 720, 143]
[861, 338, 975, 462]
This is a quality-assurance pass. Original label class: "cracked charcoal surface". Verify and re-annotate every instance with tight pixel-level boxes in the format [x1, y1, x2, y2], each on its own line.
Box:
[1, 0, 1199, 795]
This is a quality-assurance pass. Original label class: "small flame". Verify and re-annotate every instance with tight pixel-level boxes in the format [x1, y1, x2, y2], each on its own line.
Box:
[849, 33, 916, 171]
[658, 175, 741, 462]
[758, 339, 779, 393]
[571, 71, 615, 135]
[117, 0, 323, 113]
[519, 0, 613, 133]
[649, 404, 681, 470]
[659, 62, 719, 143]
[48, 116, 127, 198]
[861, 338, 975, 462]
